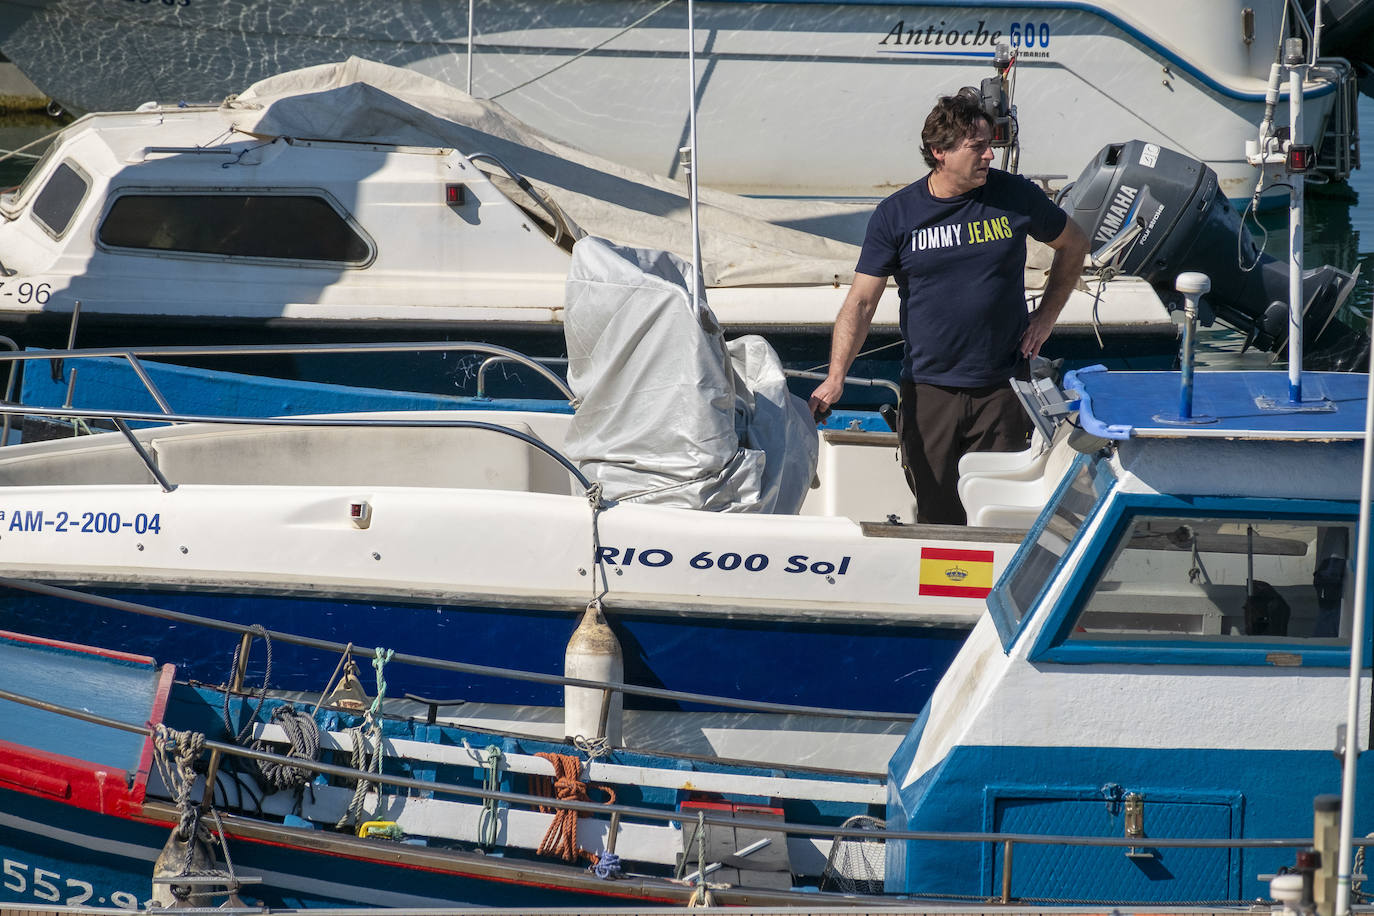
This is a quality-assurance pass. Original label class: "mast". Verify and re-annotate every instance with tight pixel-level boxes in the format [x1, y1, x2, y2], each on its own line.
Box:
[1335, 362, 1372, 916]
[683, 0, 703, 309]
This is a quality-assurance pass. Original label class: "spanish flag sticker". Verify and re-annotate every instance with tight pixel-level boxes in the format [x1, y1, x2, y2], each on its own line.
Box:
[918, 547, 994, 599]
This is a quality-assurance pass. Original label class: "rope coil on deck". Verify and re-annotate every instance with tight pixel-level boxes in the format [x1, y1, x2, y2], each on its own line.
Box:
[251, 705, 321, 792]
[532, 752, 616, 865]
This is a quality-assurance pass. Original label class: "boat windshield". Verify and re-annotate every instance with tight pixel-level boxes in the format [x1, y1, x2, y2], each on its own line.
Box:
[994, 452, 1102, 634]
[1, 138, 65, 217]
[1067, 515, 1355, 647]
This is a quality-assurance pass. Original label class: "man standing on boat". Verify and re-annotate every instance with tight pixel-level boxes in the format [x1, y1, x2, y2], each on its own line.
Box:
[808, 87, 1089, 525]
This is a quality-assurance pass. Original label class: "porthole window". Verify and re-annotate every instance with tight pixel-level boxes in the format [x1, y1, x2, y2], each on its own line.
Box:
[31, 162, 90, 239]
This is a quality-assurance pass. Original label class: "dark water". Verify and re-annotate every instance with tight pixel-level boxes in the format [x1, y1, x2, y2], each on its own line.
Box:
[1257, 92, 1374, 311]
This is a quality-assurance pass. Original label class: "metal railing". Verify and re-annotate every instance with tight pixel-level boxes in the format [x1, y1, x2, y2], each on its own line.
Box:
[0, 340, 575, 455]
[466, 150, 577, 245]
[0, 402, 592, 494]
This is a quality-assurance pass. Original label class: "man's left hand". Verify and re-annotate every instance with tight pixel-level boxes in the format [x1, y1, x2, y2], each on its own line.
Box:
[1020, 307, 1057, 358]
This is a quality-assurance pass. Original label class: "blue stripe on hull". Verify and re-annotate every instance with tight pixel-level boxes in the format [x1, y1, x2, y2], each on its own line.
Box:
[888, 744, 1374, 902]
[0, 590, 966, 713]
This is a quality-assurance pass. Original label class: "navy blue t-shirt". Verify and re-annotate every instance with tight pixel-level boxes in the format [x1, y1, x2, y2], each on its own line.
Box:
[856, 169, 1068, 386]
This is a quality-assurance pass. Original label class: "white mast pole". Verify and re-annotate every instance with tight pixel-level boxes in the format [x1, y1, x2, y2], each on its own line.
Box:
[467, 0, 475, 94]
[1285, 36, 1305, 404]
[1335, 365, 1372, 916]
[684, 0, 703, 308]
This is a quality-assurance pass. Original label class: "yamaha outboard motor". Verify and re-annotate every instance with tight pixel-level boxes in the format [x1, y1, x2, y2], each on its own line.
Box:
[1062, 140, 1367, 370]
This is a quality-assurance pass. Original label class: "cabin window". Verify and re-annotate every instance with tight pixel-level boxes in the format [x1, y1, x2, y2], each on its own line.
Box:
[98, 193, 371, 263]
[1068, 516, 1354, 645]
[998, 454, 1101, 630]
[31, 162, 90, 239]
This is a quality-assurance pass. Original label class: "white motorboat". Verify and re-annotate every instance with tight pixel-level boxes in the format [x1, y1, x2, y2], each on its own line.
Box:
[0, 236, 1084, 719]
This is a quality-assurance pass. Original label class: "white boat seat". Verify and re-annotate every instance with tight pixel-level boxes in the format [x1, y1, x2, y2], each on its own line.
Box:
[957, 428, 1050, 482]
[959, 434, 1078, 529]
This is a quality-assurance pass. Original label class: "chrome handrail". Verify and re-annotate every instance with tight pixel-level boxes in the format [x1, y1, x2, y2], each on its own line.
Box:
[466, 150, 576, 245]
[0, 339, 574, 403]
[0, 334, 17, 446]
[785, 368, 901, 399]
[476, 353, 568, 399]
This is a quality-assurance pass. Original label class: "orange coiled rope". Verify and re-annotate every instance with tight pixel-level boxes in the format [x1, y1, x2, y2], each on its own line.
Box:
[532, 752, 617, 864]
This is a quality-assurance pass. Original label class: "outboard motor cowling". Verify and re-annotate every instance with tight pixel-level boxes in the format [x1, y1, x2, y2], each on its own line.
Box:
[1062, 140, 1366, 369]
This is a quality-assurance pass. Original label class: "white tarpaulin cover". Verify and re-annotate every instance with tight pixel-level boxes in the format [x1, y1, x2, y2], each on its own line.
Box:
[225, 57, 869, 288]
[562, 237, 817, 513]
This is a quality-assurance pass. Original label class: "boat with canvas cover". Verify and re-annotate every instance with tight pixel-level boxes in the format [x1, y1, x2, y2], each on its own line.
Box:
[0, 0, 1362, 206]
[0, 58, 1179, 399]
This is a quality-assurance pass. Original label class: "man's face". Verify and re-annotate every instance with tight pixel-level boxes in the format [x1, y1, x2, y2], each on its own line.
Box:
[933, 121, 995, 193]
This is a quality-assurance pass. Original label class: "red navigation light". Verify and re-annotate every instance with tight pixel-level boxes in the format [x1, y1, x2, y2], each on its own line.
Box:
[1285, 144, 1315, 173]
[445, 183, 466, 205]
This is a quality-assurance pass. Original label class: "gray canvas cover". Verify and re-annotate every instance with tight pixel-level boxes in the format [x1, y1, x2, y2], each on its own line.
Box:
[226, 57, 870, 288]
[562, 237, 817, 513]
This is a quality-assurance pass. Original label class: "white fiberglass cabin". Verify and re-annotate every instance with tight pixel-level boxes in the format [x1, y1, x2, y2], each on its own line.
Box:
[0, 59, 1176, 390]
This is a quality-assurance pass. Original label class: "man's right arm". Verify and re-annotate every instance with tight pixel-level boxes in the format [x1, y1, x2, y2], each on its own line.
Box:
[808, 271, 888, 420]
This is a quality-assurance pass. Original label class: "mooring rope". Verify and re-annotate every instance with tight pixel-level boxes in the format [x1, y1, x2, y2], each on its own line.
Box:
[336, 647, 394, 830]
[531, 752, 616, 864]
[585, 481, 612, 604]
[221, 625, 272, 744]
[490, 0, 675, 101]
[152, 725, 231, 901]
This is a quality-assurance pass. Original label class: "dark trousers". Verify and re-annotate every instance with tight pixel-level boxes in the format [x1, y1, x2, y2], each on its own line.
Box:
[897, 376, 1032, 525]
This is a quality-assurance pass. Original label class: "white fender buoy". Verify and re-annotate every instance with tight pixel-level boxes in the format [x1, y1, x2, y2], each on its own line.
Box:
[564, 599, 623, 746]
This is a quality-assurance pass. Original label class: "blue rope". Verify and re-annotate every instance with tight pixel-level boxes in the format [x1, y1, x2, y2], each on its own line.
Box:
[592, 852, 622, 879]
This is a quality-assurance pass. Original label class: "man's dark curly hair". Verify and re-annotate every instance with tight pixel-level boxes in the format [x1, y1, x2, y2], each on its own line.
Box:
[920, 87, 992, 170]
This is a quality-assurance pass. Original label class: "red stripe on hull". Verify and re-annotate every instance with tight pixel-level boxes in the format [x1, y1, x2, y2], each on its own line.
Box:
[920, 547, 995, 563]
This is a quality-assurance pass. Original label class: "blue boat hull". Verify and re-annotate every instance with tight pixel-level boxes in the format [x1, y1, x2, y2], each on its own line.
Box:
[888, 741, 1374, 903]
[0, 588, 966, 713]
